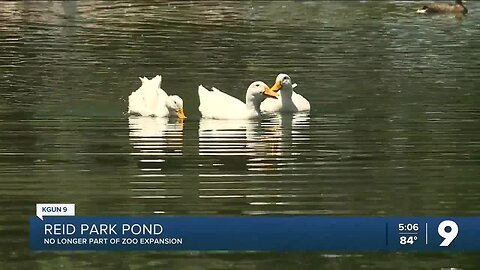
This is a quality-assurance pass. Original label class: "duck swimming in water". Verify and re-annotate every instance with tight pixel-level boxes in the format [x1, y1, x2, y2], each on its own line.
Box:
[260, 73, 310, 113]
[198, 81, 278, 119]
[128, 75, 186, 118]
[416, 0, 467, 15]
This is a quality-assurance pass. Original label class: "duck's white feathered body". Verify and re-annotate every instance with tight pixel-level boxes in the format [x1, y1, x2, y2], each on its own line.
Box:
[128, 75, 168, 117]
[198, 86, 254, 119]
[128, 75, 186, 118]
[198, 81, 278, 120]
[260, 74, 310, 113]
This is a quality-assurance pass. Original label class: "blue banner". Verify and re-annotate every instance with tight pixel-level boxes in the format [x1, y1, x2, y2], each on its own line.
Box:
[30, 217, 480, 251]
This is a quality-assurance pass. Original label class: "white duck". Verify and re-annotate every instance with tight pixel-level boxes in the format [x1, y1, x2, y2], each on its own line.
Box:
[128, 75, 186, 118]
[260, 73, 310, 113]
[198, 81, 278, 119]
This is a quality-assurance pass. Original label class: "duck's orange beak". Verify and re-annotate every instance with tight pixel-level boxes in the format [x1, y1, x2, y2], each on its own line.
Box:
[270, 80, 282, 92]
[177, 108, 186, 119]
[263, 85, 279, 99]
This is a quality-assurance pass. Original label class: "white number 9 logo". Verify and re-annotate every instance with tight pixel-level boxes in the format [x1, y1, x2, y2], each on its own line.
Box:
[438, 220, 458, 247]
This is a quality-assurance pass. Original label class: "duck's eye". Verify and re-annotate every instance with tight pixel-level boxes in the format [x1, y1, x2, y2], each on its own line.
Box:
[255, 83, 260, 87]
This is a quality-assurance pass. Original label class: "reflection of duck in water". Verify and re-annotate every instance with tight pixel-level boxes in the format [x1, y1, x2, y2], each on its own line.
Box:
[416, 0, 467, 15]
[198, 118, 258, 156]
[129, 116, 183, 138]
[199, 118, 253, 132]
[261, 73, 310, 113]
[128, 75, 186, 118]
[129, 116, 184, 156]
[261, 113, 311, 153]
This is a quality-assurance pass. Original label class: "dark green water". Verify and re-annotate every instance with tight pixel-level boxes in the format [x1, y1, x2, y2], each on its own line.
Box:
[1, 1, 479, 269]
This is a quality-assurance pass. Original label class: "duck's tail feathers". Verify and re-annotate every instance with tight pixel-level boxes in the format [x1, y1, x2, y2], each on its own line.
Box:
[151, 75, 162, 88]
[198, 85, 210, 95]
[139, 76, 148, 84]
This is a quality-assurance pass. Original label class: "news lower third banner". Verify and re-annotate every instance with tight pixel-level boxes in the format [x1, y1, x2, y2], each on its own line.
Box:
[31, 204, 480, 251]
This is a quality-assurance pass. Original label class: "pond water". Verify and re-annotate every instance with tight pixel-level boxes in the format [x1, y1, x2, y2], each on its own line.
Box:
[0, 1, 479, 269]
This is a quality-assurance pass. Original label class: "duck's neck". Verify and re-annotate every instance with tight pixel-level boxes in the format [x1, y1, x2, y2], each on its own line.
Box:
[245, 94, 262, 116]
[280, 85, 294, 107]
